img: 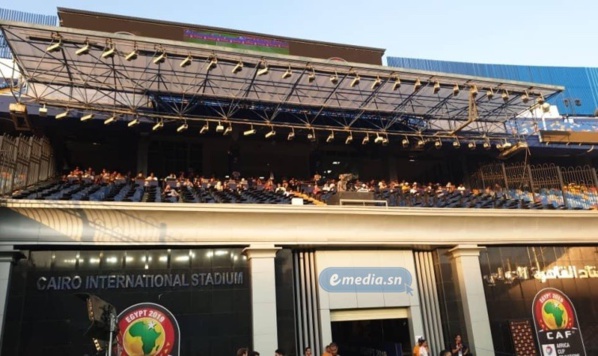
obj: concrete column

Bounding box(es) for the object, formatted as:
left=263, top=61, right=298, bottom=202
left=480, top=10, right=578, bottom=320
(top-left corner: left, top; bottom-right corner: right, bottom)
left=448, top=245, right=494, bottom=356
left=0, top=250, right=22, bottom=351
left=243, top=244, right=281, bottom=354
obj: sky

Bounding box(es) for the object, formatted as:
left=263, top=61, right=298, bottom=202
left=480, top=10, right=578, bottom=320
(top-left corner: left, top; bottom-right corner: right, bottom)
left=5, top=0, right=598, bottom=67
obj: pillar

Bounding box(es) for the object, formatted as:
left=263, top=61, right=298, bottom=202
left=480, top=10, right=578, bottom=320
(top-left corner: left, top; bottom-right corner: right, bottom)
left=0, top=250, right=22, bottom=351
left=243, top=244, right=281, bottom=354
left=448, top=245, right=494, bottom=356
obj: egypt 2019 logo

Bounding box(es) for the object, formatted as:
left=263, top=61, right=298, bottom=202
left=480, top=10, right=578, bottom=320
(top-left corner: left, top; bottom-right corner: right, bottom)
left=118, top=303, right=181, bottom=356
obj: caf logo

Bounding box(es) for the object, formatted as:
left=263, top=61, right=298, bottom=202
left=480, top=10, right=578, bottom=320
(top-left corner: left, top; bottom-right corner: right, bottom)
left=533, top=290, right=575, bottom=331
left=118, top=303, right=180, bottom=356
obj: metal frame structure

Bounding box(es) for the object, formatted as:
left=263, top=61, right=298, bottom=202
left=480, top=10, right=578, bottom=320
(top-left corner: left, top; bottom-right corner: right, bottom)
left=0, top=20, right=564, bottom=144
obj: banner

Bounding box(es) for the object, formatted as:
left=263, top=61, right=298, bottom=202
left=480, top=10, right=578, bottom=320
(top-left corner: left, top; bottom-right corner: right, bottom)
left=319, top=267, right=413, bottom=294
left=532, top=288, right=586, bottom=356
left=117, top=303, right=181, bottom=356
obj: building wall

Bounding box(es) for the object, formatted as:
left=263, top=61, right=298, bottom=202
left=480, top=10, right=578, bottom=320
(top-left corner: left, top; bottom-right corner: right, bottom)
left=0, top=8, right=58, bottom=59
left=387, top=56, right=598, bottom=116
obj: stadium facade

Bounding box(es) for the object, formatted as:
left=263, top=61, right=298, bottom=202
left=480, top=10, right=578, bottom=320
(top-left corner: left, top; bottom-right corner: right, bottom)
left=0, top=8, right=597, bottom=356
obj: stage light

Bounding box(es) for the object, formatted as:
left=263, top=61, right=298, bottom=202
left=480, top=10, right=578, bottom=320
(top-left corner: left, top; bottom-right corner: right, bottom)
left=308, top=68, right=316, bottom=83
left=350, top=74, right=360, bottom=88
left=417, top=139, right=426, bottom=148
left=128, top=117, right=140, bottom=127
left=216, top=121, right=224, bottom=132
left=326, top=131, right=335, bottom=143
left=76, top=41, right=90, bottom=56
left=503, top=141, right=512, bottom=149
left=102, top=45, right=115, bottom=59
left=470, top=85, right=478, bottom=97
left=392, top=75, right=401, bottom=90
left=433, top=81, right=440, bottom=94
left=282, top=67, right=292, bottom=79
left=468, top=141, right=476, bottom=150
left=435, top=139, right=442, bottom=149
left=104, top=115, right=117, bottom=125
left=521, top=91, right=529, bottom=104
left=362, top=134, right=369, bottom=145
left=453, top=84, right=460, bottom=96
left=345, top=133, right=353, bottom=144
left=453, top=139, right=460, bottom=148
left=180, top=55, right=192, bottom=68
left=153, top=51, right=166, bottom=64
left=483, top=140, right=491, bottom=149
left=244, top=126, right=256, bottom=136
left=207, top=57, right=217, bottom=71
left=402, top=137, right=409, bottom=148
left=55, top=110, right=69, bottom=120
left=330, top=72, right=339, bottom=84
left=287, top=129, right=295, bottom=141
left=307, top=130, right=316, bottom=142
left=39, top=105, right=47, bottom=117
left=46, top=40, right=61, bottom=53
left=502, top=90, right=509, bottom=102
left=152, top=120, right=164, bottom=131
left=487, top=88, right=494, bottom=100
left=200, top=122, right=209, bottom=134
left=371, top=76, right=382, bottom=90
left=537, top=94, right=545, bottom=105
left=223, top=124, right=232, bottom=135
left=382, top=136, right=389, bottom=145
left=257, top=62, right=269, bottom=76
left=125, top=49, right=138, bottom=61
left=232, top=61, right=243, bottom=73
left=413, top=78, right=421, bottom=91
left=265, top=128, right=276, bottom=138
left=496, top=142, right=504, bottom=151
left=80, top=113, right=94, bottom=122
left=374, top=133, right=384, bottom=144
left=542, top=102, right=551, bottom=113
left=177, top=122, right=188, bottom=132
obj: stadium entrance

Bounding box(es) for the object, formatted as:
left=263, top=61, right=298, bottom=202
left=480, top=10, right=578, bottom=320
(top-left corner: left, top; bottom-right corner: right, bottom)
left=331, top=309, right=411, bottom=356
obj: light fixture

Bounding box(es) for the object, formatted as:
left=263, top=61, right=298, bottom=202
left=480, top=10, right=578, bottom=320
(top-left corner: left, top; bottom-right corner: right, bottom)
left=483, top=140, right=491, bottom=150
left=153, top=51, right=166, bottom=64
left=308, top=68, right=316, bottom=83
left=46, top=39, right=62, bottom=53
left=503, top=141, right=512, bottom=149
left=177, top=122, right=188, bottom=132
left=402, top=137, right=409, bottom=148
left=537, top=94, right=545, bottom=105
left=392, top=75, right=401, bottom=90
left=55, top=109, right=69, bottom=120
left=496, top=142, right=504, bottom=151
left=521, top=91, right=529, bottom=104
left=244, top=125, right=256, bottom=136
left=128, top=117, right=140, bottom=127
left=152, top=119, right=164, bottom=131
left=502, top=90, right=509, bottom=102
left=486, top=88, right=494, bottom=100
left=265, top=128, right=276, bottom=138
left=180, top=55, right=192, bottom=68
left=223, top=124, right=232, bottom=135
left=350, top=73, right=360, bottom=88
left=435, top=139, right=442, bottom=149
left=417, top=139, right=426, bottom=148
left=371, top=76, right=382, bottom=90
left=345, top=132, right=353, bottom=144
left=453, top=138, right=461, bottom=148
left=207, top=57, right=217, bottom=71
left=307, top=129, right=316, bottom=142
left=453, top=84, right=460, bottom=96
left=375, top=133, right=384, bottom=144
left=468, top=141, right=476, bottom=149
left=104, top=114, right=117, bottom=125
left=39, top=105, right=48, bottom=117
left=80, top=113, right=94, bottom=122
left=232, top=61, right=243, bottom=73
left=330, top=72, right=339, bottom=84
left=282, top=67, right=292, bottom=79
left=216, top=121, right=224, bottom=132
left=102, top=43, right=115, bottom=59
left=413, top=78, right=421, bottom=91
left=76, top=41, right=90, bottom=56
left=382, top=135, right=389, bottom=146
left=125, top=48, right=138, bottom=61
left=470, top=85, right=478, bottom=97
left=257, top=62, right=269, bottom=76
left=362, top=134, right=369, bottom=145
left=326, top=131, right=335, bottom=143
left=541, top=102, right=551, bottom=113
left=287, top=129, right=295, bottom=141
left=200, top=122, right=209, bottom=134
left=433, top=81, right=441, bottom=94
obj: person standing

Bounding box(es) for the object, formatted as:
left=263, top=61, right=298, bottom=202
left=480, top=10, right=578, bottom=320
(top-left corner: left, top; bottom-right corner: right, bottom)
left=304, top=346, right=313, bottom=356
left=413, top=337, right=429, bottom=356
left=450, top=334, right=470, bottom=356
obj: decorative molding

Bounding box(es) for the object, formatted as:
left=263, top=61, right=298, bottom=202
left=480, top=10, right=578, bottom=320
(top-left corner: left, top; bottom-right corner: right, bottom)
left=242, top=245, right=281, bottom=259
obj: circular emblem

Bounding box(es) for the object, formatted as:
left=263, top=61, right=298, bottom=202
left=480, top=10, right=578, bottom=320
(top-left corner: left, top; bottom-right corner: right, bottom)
left=118, top=307, right=176, bottom=356
left=534, top=291, right=575, bottom=331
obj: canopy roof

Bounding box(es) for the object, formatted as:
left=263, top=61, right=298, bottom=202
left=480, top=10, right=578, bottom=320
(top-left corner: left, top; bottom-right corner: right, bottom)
left=1, top=20, right=563, bottom=140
